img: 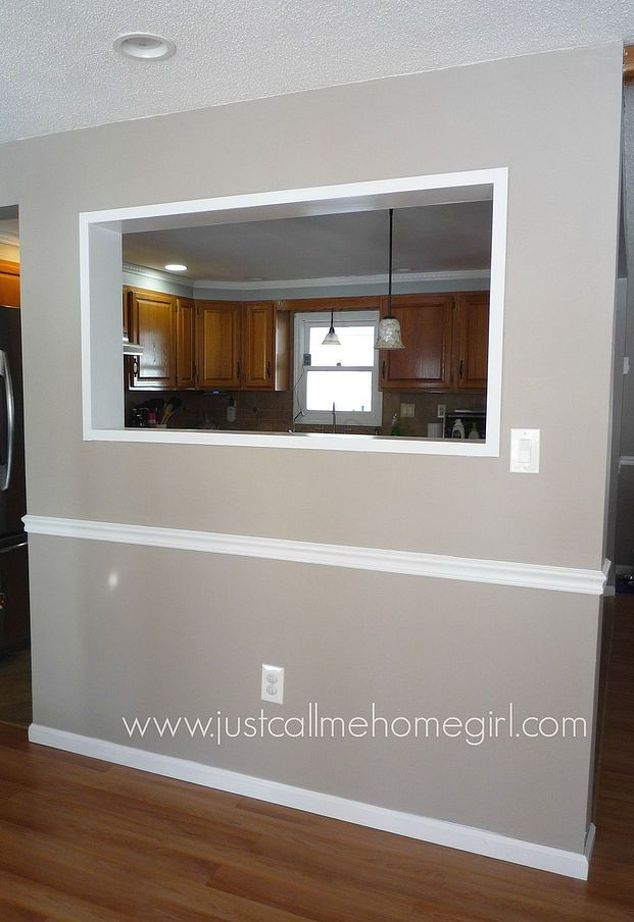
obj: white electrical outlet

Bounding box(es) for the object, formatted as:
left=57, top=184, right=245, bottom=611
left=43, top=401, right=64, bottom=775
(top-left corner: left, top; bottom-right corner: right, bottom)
left=400, top=403, right=415, bottom=418
left=437, top=404, right=446, bottom=419
left=261, top=664, right=284, bottom=704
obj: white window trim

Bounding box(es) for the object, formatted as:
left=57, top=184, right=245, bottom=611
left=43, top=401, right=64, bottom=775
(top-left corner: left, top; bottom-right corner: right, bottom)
left=80, top=167, right=507, bottom=456
left=293, top=311, right=382, bottom=427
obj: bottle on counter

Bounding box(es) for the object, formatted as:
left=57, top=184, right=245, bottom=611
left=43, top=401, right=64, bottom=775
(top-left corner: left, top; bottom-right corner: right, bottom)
left=451, top=418, right=465, bottom=439
left=468, top=423, right=480, bottom=440
left=390, top=412, right=401, bottom=437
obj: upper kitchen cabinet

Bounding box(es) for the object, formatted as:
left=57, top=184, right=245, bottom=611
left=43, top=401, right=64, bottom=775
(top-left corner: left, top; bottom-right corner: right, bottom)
left=380, top=294, right=453, bottom=391
left=0, top=260, right=20, bottom=308
left=175, top=297, right=197, bottom=388
left=124, top=291, right=290, bottom=392
left=128, top=287, right=176, bottom=390
left=454, top=292, right=489, bottom=390
left=242, top=301, right=290, bottom=391
left=197, top=301, right=242, bottom=389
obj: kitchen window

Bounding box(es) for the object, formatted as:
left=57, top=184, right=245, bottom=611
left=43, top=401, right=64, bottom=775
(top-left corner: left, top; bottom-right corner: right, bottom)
left=293, top=311, right=382, bottom=427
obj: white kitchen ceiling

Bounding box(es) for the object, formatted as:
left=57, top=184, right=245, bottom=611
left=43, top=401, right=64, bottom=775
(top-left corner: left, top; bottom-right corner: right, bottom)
left=123, top=201, right=493, bottom=281
left=1, top=1, right=633, bottom=144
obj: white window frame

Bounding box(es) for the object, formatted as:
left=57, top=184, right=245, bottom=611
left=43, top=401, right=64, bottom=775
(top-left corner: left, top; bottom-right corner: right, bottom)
left=80, top=167, right=507, bottom=456
left=293, top=310, right=382, bottom=427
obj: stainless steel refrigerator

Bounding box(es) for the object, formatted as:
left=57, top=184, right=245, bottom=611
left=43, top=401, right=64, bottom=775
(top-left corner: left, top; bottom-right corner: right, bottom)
left=0, top=305, right=29, bottom=657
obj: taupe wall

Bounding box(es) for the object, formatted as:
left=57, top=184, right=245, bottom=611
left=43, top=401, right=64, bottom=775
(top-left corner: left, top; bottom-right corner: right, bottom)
left=1, top=43, right=621, bottom=568
left=0, top=43, right=623, bottom=853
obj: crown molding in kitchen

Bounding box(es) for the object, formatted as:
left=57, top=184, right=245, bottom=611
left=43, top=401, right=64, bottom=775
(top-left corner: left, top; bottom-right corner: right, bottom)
left=192, top=268, right=491, bottom=292
left=122, top=262, right=490, bottom=291
left=122, top=262, right=193, bottom=285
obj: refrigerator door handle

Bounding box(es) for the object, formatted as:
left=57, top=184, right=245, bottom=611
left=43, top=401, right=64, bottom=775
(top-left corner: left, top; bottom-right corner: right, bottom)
left=0, top=349, right=15, bottom=492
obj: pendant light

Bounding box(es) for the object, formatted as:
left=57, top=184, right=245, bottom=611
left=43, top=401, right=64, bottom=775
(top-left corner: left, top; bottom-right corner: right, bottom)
left=375, top=208, right=405, bottom=350
left=322, top=308, right=341, bottom=346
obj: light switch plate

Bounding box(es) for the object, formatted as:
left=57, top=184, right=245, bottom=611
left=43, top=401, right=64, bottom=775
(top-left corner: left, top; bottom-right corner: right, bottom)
left=510, top=429, right=540, bottom=473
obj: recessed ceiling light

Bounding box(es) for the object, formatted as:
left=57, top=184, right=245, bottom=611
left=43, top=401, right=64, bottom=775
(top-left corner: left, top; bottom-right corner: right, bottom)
left=246, top=276, right=265, bottom=281
left=164, top=263, right=187, bottom=272
left=113, top=33, right=176, bottom=61
left=394, top=268, right=412, bottom=273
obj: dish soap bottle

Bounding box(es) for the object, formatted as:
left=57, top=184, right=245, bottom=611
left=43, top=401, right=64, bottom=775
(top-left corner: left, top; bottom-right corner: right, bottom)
left=390, top=412, right=401, bottom=437
left=451, top=418, right=465, bottom=439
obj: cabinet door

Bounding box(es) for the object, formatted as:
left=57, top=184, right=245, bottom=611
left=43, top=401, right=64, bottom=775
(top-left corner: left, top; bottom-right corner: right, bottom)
left=197, top=301, right=242, bottom=388
left=455, top=292, right=489, bottom=390
left=380, top=295, right=453, bottom=390
left=129, top=288, right=176, bottom=390
left=176, top=298, right=197, bottom=388
left=243, top=302, right=275, bottom=389
left=0, top=260, right=20, bottom=308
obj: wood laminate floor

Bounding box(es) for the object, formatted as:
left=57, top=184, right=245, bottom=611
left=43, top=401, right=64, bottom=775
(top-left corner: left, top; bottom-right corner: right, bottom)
left=0, top=598, right=632, bottom=921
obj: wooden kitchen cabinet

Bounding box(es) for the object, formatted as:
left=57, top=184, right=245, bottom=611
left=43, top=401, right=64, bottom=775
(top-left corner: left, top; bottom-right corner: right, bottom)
left=379, top=292, right=489, bottom=393
left=122, top=287, right=131, bottom=341
left=196, top=301, right=242, bottom=389
left=454, top=292, right=489, bottom=390
left=379, top=294, right=453, bottom=390
left=0, top=260, right=20, bottom=308
left=242, top=301, right=290, bottom=391
left=243, top=302, right=274, bottom=389
left=124, top=290, right=290, bottom=393
left=128, top=287, right=176, bottom=390
left=175, top=298, right=197, bottom=388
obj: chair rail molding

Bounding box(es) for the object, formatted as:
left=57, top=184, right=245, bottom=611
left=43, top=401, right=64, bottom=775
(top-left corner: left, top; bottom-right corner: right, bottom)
left=23, top=515, right=609, bottom=595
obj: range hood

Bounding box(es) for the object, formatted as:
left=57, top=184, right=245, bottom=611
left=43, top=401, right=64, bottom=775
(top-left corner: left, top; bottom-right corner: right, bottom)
left=123, top=338, right=144, bottom=356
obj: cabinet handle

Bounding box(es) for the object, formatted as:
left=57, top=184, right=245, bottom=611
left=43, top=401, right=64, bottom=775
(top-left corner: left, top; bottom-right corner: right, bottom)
left=382, top=359, right=387, bottom=381
left=236, top=361, right=241, bottom=381
left=266, top=360, right=271, bottom=379
left=459, top=359, right=464, bottom=380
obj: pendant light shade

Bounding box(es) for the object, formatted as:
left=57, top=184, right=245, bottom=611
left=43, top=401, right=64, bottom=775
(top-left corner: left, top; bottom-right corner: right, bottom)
left=322, top=309, right=341, bottom=346
left=375, top=208, right=405, bottom=350
left=375, top=316, right=404, bottom=350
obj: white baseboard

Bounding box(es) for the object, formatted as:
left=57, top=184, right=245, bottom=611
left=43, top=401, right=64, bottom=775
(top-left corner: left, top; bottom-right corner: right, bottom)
left=28, top=723, right=594, bottom=880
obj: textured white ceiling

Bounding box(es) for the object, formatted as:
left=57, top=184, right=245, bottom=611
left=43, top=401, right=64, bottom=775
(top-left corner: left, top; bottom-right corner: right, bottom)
left=1, top=1, right=633, bottom=144
left=123, top=201, right=492, bottom=281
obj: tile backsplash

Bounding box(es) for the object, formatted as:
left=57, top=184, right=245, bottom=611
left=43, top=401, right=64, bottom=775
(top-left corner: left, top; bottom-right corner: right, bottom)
left=380, top=391, right=486, bottom=437
left=126, top=388, right=485, bottom=436
left=126, top=389, right=293, bottom=433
